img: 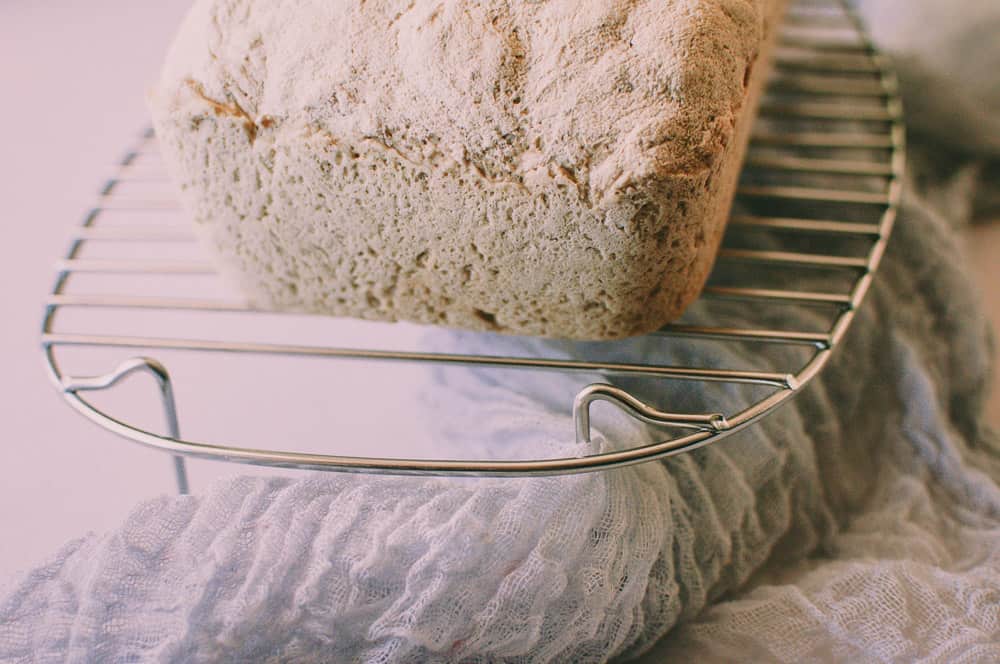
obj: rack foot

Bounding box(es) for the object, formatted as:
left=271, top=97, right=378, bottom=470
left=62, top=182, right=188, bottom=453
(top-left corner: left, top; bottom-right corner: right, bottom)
left=61, top=357, right=189, bottom=495
left=573, top=383, right=728, bottom=445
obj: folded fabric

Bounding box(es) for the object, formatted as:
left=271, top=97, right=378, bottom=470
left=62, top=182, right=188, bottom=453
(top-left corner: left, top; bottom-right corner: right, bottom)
left=3, top=137, right=998, bottom=661
left=647, top=178, right=1000, bottom=662
left=855, top=0, right=1000, bottom=157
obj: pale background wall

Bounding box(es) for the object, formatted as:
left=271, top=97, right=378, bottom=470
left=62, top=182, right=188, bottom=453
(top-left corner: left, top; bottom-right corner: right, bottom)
left=0, top=0, right=996, bottom=582
left=2, top=0, right=194, bottom=577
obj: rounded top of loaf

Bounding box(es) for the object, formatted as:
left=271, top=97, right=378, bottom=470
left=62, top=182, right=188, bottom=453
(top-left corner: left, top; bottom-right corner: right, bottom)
left=153, top=0, right=768, bottom=206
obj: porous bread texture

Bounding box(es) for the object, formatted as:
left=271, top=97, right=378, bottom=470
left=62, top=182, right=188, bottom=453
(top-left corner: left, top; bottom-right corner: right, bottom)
left=150, top=0, right=785, bottom=339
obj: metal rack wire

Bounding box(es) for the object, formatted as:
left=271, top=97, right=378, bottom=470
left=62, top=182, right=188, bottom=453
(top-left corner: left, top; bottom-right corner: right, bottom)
left=41, top=0, right=904, bottom=489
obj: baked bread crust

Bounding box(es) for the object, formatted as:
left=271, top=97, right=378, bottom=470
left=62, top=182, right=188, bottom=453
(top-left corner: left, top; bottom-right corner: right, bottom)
left=151, top=0, right=786, bottom=339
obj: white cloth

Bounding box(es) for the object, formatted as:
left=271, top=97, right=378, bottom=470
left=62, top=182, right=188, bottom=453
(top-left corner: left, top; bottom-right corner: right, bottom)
left=2, top=2, right=999, bottom=661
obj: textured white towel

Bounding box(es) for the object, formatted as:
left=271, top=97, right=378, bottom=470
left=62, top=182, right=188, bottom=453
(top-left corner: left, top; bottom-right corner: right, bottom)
left=2, top=1, right=999, bottom=661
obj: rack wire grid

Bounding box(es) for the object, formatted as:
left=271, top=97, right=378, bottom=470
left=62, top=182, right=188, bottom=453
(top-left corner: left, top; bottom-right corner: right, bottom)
left=41, top=0, right=904, bottom=491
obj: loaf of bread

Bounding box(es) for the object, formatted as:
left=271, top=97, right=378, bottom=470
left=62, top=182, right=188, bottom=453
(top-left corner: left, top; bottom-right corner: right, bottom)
left=150, top=0, right=785, bottom=339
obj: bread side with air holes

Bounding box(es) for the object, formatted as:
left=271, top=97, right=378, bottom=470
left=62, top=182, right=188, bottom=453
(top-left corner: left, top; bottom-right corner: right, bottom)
left=149, top=0, right=787, bottom=340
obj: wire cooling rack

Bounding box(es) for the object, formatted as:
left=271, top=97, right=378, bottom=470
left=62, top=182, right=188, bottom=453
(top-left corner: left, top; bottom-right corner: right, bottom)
left=41, top=0, right=904, bottom=491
